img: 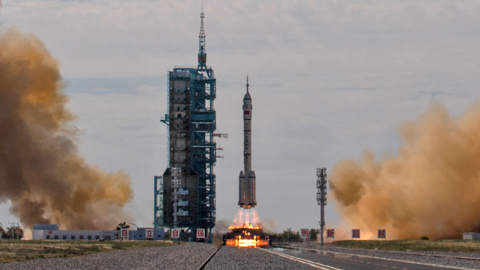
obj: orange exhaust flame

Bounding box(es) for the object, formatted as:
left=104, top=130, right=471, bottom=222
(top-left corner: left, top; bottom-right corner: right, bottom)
left=228, top=223, right=262, bottom=230
left=225, top=233, right=270, bottom=248
left=226, top=223, right=265, bottom=248
left=225, top=209, right=270, bottom=248
left=238, top=239, right=258, bottom=247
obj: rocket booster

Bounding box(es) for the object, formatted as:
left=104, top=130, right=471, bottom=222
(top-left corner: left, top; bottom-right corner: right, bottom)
left=239, top=76, right=257, bottom=209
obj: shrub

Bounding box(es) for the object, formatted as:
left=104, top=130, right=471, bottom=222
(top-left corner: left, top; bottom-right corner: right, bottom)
left=420, top=236, right=429, bottom=240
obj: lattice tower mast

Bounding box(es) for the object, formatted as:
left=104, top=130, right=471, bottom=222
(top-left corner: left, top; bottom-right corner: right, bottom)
left=198, top=4, right=207, bottom=69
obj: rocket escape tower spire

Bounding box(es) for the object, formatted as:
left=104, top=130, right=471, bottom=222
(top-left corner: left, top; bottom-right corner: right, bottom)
left=155, top=7, right=218, bottom=243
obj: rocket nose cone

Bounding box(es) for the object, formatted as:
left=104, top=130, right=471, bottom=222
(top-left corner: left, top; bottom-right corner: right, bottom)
left=243, top=92, right=252, bottom=100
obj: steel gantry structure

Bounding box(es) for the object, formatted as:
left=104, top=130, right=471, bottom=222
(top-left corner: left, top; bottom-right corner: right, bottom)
left=154, top=8, right=217, bottom=243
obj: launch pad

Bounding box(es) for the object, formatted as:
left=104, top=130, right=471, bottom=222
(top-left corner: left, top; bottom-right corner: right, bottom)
left=223, top=224, right=271, bottom=248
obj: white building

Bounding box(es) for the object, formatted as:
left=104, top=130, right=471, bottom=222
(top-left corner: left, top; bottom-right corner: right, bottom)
left=463, top=232, right=480, bottom=240
left=32, top=224, right=164, bottom=241
left=33, top=224, right=115, bottom=241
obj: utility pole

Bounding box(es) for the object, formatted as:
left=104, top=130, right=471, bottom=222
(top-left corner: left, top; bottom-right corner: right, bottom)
left=171, top=167, right=181, bottom=229
left=316, top=168, right=327, bottom=245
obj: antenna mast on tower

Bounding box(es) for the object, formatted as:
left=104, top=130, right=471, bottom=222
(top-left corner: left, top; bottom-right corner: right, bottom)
left=198, top=2, right=207, bottom=69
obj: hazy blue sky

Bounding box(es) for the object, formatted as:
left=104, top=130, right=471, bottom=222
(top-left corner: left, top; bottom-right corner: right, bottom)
left=1, top=0, right=480, bottom=232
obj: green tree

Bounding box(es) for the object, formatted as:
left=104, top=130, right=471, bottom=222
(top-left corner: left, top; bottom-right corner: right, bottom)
left=115, top=222, right=130, bottom=231
left=309, top=229, right=318, bottom=241
left=271, top=228, right=308, bottom=243
left=5, top=226, right=23, bottom=239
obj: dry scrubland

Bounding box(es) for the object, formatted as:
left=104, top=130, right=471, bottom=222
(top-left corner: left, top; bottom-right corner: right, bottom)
left=332, top=239, right=480, bottom=252
left=0, top=240, right=179, bottom=263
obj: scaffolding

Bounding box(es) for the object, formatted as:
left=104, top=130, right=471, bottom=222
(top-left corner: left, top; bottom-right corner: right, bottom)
left=154, top=9, right=217, bottom=241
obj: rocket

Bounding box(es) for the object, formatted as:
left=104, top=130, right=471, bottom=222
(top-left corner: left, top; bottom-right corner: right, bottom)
left=239, top=76, right=257, bottom=209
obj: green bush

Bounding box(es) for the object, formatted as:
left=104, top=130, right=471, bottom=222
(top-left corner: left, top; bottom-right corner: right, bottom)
left=309, top=229, right=318, bottom=241
left=271, top=228, right=302, bottom=243
left=419, top=236, right=429, bottom=240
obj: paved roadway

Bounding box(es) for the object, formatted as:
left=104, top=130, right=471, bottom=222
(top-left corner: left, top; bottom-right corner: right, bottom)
left=264, top=247, right=466, bottom=270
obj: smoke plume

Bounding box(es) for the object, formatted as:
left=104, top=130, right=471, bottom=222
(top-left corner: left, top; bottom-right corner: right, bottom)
left=212, top=219, right=231, bottom=235
left=258, top=219, right=277, bottom=234
left=0, top=27, right=133, bottom=229
left=233, top=209, right=260, bottom=227
left=330, top=101, right=480, bottom=240
left=229, top=209, right=276, bottom=232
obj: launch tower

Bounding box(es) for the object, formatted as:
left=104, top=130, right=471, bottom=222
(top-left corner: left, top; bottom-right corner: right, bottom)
left=154, top=8, right=217, bottom=242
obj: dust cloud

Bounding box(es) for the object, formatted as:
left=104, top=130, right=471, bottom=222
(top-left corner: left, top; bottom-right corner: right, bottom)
left=212, top=219, right=231, bottom=236
left=0, top=27, right=133, bottom=230
left=330, top=101, right=480, bottom=240
left=258, top=219, right=277, bottom=234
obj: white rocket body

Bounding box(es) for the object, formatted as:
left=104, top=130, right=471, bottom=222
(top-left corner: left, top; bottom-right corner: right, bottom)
left=239, top=78, right=257, bottom=209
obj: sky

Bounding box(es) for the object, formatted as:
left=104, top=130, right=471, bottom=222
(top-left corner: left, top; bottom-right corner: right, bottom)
left=1, top=0, right=480, bottom=232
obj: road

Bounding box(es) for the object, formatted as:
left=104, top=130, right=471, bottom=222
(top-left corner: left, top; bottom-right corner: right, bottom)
left=264, top=247, right=467, bottom=270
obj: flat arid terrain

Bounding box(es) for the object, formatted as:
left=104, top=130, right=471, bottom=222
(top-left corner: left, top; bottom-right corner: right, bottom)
left=0, top=240, right=179, bottom=263
left=332, top=240, right=480, bottom=252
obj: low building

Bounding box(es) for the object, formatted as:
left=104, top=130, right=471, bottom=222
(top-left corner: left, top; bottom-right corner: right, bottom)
left=463, top=232, right=480, bottom=240
left=128, top=228, right=164, bottom=240
left=32, top=224, right=164, bottom=241
left=33, top=227, right=115, bottom=241
left=33, top=224, right=59, bottom=231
